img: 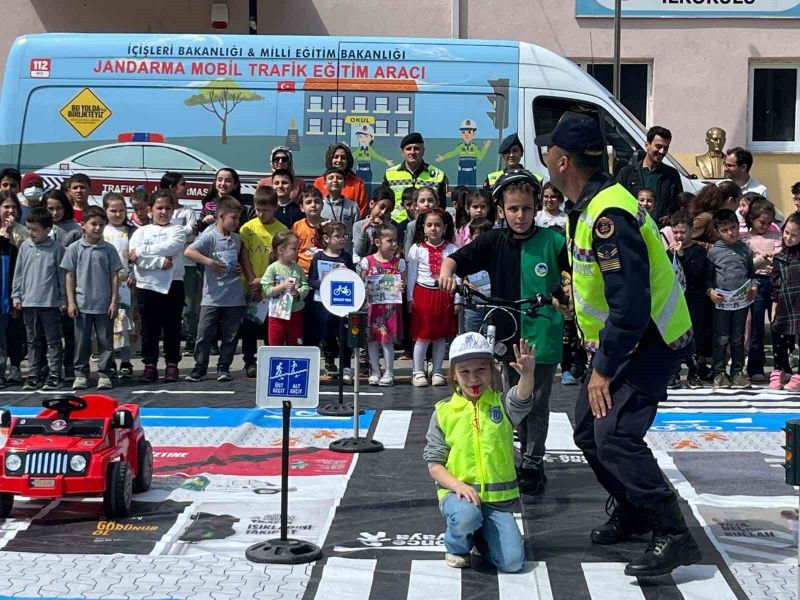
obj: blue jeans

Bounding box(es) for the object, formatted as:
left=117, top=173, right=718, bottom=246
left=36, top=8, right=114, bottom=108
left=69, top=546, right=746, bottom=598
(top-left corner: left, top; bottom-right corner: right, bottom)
left=441, top=494, right=524, bottom=572
left=747, top=275, right=772, bottom=376
left=463, top=306, right=488, bottom=334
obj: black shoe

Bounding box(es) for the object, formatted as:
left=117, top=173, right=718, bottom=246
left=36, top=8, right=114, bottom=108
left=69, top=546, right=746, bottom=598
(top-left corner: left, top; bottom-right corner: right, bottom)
left=624, top=531, right=702, bottom=577
left=42, top=376, right=62, bottom=391
left=210, top=344, right=220, bottom=356
left=668, top=373, right=682, bottom=389
left=519, top=466, right=547, bottom=495
left=22, top=377, right=40, bottom=391
left=216, top=369, right=232, bottom=383
left=697, top=363, right=713, bottom=382
left=185, top=369, right=206, bottom=382
left=245, top=363, right=257, bottom=378
left=182, top=340, right=196, bottom=357
left=591, top=497, right=651, bottom=545
left=686, top=372, right=703, bottom=389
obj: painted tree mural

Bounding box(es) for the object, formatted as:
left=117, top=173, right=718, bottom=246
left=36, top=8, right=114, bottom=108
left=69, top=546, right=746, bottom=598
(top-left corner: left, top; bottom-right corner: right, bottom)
left=184, top=78, right=264, bottom=144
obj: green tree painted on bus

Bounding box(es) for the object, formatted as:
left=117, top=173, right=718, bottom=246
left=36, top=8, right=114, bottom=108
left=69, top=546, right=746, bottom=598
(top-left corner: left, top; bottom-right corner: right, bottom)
left=184, top=78, right=264, bottom=144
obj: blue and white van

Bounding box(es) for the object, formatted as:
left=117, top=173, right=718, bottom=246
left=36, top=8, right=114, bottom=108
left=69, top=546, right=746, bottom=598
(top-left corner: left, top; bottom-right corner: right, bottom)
left=0, top=33, right=701, bottom=203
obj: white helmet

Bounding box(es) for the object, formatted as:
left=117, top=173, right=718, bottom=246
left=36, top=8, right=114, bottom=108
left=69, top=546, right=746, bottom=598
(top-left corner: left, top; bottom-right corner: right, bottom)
left=459, top=118, right=477, bottom=131
left=449, top=332, right=493, bottom=365
left=356, top=124, right=375, bottom=137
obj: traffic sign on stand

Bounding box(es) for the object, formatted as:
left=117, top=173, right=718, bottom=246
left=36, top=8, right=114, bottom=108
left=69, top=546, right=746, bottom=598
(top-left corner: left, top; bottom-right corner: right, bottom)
left=248, top=345, right=323, bottom=564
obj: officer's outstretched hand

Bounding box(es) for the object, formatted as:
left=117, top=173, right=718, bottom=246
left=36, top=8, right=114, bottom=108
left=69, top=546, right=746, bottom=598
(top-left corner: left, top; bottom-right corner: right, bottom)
left=587, top=370, right=613, bottom=419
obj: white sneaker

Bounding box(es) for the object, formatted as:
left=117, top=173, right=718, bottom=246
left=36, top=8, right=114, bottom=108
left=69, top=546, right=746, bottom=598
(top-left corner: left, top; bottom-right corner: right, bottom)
left=412, top=372, right=429, bottom=387
left=378, top=373, right=394, bottom=387
left=342, top=368, right=353, bottom=384
left=431, top=372, right=447, bottom=386
left=368, top=373, right=380, bottom=386
left=445, top=553, right=470, bottom=568
left=97, top=376, right=113, bottom=390
left=72, top=376, right=88, bottom=390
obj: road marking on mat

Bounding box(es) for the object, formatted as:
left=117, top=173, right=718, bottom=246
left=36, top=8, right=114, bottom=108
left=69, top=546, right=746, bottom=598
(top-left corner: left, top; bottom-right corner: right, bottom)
left=671, top=564, right=739, bottom=599
left=406, top=560, right=460, bottom=600
left=372, top=410, right=412, bottom=449
left=316, top=557, right=376, bottom=600
left=498, top=561, right=554, bottom=599
left=545, top=412, right=578, bottom=451
left=582, top=563, right=645, bottom=600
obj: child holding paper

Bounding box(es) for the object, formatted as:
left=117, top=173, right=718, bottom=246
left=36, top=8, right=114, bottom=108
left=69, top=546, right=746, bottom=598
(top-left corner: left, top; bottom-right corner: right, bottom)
left=261, top=231, right=309, bottom=346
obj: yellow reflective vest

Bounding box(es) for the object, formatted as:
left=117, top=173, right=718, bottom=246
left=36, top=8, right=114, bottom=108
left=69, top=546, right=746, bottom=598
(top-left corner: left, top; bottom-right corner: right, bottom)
left=385, top=162, right=445, bottom=222
left=434, top=389, right=518, bottom=503
left=567, top=183, right=692, bottom=352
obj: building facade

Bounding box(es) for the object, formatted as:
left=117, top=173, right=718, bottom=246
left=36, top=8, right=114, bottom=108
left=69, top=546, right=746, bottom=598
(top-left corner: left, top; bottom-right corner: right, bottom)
left=2, top=0, right=800, bottom=213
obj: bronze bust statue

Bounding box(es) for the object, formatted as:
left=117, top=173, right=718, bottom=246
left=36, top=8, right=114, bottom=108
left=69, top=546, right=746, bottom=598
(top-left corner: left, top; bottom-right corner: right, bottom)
left=695, top=127, right=726, bottom=179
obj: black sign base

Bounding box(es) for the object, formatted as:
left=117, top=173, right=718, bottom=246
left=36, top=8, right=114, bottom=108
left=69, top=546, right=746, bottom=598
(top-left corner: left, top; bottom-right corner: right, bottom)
left=246, top=538, right=323, bottom=564
left=329, top=437, right=384, bottom=453
left=317, top=402, right=362, bottom=417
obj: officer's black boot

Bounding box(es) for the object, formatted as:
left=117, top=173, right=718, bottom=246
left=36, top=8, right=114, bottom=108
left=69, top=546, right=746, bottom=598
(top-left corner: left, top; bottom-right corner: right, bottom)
left=624, top=498, right=702, bottom=577
left=591, top=496, right=651, bottom=545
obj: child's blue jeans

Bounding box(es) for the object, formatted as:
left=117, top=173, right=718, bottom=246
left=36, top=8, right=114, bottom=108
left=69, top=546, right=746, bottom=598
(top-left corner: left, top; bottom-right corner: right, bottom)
left=441, top=493, right=524, bottom=572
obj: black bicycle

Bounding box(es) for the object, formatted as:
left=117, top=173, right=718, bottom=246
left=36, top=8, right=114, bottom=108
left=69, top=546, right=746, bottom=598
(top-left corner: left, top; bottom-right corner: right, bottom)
left=458, top=283, right=566, bottom=393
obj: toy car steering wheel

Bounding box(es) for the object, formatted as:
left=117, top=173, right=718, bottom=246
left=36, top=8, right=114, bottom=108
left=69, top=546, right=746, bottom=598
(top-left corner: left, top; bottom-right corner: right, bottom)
left=42, top=395, right=88, bottom=419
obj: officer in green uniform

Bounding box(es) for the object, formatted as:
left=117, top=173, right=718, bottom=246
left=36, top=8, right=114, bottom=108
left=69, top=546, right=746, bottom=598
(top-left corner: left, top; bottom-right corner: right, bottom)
left=485, top=133, right=542, bottom=189
left=536, top=112, right=701, bottom=577
left=435, top=119, right=491, bottom=188
left=354, top=124, right=394, bottom=199
left=383, top=132, right=448, bottom=223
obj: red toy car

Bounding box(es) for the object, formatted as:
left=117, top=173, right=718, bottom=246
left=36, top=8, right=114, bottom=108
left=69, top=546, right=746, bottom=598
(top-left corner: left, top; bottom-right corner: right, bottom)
left=0, top=394, right=153, bottom=518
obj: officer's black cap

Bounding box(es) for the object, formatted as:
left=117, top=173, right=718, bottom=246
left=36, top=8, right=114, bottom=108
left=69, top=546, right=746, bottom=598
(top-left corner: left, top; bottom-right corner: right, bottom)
left=534, top=111, right=604, bottom=159
left=400, top=132, right=424, bottom=148
left=498, top=133, right=523, bottom=155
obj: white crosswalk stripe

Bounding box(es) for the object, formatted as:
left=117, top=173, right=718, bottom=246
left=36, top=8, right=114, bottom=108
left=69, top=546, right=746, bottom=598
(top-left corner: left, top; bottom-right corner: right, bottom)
left=373, top=410, right=413, bottom=449
left=662, top=387, right=800, bottom=410
left=315, top=559, right=740, bottom=599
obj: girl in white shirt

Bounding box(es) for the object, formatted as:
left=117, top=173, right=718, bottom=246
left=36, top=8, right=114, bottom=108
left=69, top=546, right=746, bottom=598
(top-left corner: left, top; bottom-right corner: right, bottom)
left=407, top=209, right=460, bottom=387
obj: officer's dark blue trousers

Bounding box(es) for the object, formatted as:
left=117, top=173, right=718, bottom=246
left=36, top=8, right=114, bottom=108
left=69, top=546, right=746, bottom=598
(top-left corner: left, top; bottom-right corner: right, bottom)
left=573, top=365, right=677, bottom=509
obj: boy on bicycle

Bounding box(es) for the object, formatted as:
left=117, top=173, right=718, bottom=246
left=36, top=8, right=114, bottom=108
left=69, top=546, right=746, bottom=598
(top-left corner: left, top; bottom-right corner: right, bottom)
left=439, top=171, right=569, bottom=494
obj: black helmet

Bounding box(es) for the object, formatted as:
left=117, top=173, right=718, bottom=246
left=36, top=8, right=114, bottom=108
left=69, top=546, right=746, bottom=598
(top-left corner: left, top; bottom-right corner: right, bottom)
left=491, top=169, right=541, bottom=206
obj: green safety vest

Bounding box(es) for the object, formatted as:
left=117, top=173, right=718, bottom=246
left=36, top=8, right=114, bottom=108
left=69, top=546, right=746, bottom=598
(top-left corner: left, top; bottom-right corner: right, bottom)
left=567, top=183, right=692, bottom=352
left=486, top=168, right=543, bottom=188
left=385, top=162, right=445, bottom=222
left=435, top=389, right=518, bottom=503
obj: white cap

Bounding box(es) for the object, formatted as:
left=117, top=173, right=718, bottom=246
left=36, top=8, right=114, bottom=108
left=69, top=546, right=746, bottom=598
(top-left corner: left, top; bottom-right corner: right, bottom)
left=449, top=332, right=493, bottom=365
left=459, top=119, right=477, bottom=130
left=356, top=124, right=375, bottom=136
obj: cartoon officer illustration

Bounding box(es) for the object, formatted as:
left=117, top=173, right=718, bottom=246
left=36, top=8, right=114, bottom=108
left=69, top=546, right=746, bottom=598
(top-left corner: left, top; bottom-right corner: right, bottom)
left=435, top=118, right=492, bottom=188
left=353, top=124, right=394, bottom=197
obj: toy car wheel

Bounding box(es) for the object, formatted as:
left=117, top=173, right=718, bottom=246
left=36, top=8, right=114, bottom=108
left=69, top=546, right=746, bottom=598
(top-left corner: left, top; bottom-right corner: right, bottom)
left=0, top=493, right=13, bottom=518
left=133, top=439, right=153, bottom=493
left=103, top=461, right=132, bottom=518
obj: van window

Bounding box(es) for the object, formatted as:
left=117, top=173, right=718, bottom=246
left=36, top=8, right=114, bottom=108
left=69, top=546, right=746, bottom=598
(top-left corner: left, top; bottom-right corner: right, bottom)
left=532, top=96, right=642, bottom=176
left=73, top=145, right=143, bottom=169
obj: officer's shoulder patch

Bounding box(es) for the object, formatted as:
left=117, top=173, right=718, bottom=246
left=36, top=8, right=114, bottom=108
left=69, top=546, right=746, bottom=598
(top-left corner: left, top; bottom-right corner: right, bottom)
left=596, top=241, right=622, bottom=273
left=594, top=216, right=615, bottom=239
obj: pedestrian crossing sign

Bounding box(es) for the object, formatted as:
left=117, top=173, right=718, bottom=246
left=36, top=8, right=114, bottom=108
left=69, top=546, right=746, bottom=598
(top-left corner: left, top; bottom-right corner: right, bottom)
left=256, top=346, right=320, bottom=408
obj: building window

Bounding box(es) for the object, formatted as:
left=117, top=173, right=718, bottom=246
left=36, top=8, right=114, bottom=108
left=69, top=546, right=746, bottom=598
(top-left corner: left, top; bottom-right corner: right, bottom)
left=375, top=97, right=389, bottom=113
left=354, top=96, right=368, bottom=111
left=330, top=118, right=345, bottom=135
left=308, top=95, right=323, bottom=112
left=751, top=66, right=797, bottom=146
left=396, top=120, right=411, bottom=137
left=331, top=96, right=344, bottom=112
left=307, top=118, right=323, bottom=135
left=375, top=120, right=389, bottom=136
left=573, top=62, right=650, bottom=126
left=397, top=97, right=411, bottom=113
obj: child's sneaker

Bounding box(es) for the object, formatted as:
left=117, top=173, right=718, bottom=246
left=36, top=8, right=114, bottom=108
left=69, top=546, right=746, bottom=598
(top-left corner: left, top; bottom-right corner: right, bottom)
left=445, top=553, right=470, bottom=569
left=769, top=370, right=784, bottom=390
left=368, top=372, right=380, bottom=386
left=164, top=364, right=180, bottom=382
left=245, top=363, right=257, bottom=378
left=22, top=377, right=39, bottom=391
left=378, top=373, right=394, bottom=387
left=119, top=363, right=134, bottom=379
left=42, top=377, right=62, bottom=391
left=72, top=375, right=88, bottom=390
left=216, top=369, right=232, bottom=383
left=561, top=370, right=578, bottom=385
left=6, top=366, right=21, bottom=385
left=342, top=368, right=353, bottom=384
left=712, top=373, right=729, bottom=388
left=185, top=369, right=206, bottom=382
left=412, top=372, right=429, bottom=387
left=668, top=373, right=682, bottom=389
left=97, top=375, right=113, bottom=390
left=785, top=374, right=800, bottom=392
left=686, top=373, right=704, bottom=389
left=139, top=365, right=158, bottom=383
left=325, top=362, right=338, bottom=378
left=431, top=372, right=447, bottom=386
left=750, top=373, right=768, bottom=384
left=730, top=372, right=750, bottom=389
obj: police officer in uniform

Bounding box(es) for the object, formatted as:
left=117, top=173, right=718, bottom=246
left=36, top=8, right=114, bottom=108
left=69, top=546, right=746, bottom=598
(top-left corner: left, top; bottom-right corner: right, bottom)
left=384, top=132, right=448, bottom=222
left=435, top=119, right=491, bottom=188
left=484, top=133, right=541, bottom=189
left=535, top=112, right=701, bottom=577
left=354, top=124, right=394, bottom=199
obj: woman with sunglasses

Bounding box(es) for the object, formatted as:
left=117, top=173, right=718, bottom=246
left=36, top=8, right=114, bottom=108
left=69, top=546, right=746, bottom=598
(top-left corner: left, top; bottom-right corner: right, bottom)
left=257, top=146, right=306, bottom=203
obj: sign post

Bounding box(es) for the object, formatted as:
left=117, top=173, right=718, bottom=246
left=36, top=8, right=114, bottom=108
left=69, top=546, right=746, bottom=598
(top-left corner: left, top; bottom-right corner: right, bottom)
left=246, top=346, right=323, bottom=564
left=317, top=269, right=366, bottom=417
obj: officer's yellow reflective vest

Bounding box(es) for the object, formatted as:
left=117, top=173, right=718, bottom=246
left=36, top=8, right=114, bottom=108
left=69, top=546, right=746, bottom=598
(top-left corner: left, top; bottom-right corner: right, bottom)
left=435, top=389, right=519, bottom=503
left=567, top=183, right=692, bottom=352
left=385, top=163, right=445, bottom=222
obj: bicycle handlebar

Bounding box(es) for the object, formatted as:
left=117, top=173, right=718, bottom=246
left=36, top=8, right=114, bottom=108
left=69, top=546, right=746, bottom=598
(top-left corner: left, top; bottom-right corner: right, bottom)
left=458, top=283, right=568, bottom=315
